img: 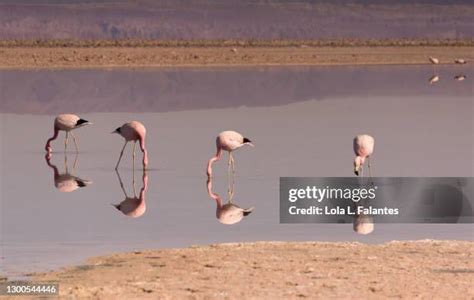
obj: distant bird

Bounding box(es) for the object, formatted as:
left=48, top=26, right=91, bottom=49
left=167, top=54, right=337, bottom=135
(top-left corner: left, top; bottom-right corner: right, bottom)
left=429, top=75, right=440, bottom=84
left=45, top=154, right=92, bottom=193
left=207, top=178, right=253, bottom=225
left=45, top=114, right=92, bottom=154
left=429, top=57, right=439, bottom=64
left=454, top=58, right=467, bottom=64
left=230, top=47, right=238, bottom=53
left=113, top=170, right=148, bottom=218
left=353, top=134, right=375, bottom=177
left=207, top=130, right=254, bottom=177
left=454, top=74, right=466, bottom=81
left=112, top=121, right=148, bottom=170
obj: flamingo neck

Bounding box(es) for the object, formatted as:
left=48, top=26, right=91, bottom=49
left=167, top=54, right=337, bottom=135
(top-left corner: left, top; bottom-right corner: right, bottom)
left=206, top=178, right=223, bottom=208
left=45, top=155, right=59, bottom=179
left=45, top=126, right=59, bottom=152
left=355, top=155, right=365, bottom=165
left=139, top=173, right=148, bottom=201
left=207, top=148, right=222, bottom=176
left=139, top=137, right=148, bottom=168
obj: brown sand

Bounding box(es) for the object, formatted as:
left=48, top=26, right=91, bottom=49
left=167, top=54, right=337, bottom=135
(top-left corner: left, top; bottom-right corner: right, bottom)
left=16, top=241, right=472, bottom=299
left=0, top=46, right=473, bottom=69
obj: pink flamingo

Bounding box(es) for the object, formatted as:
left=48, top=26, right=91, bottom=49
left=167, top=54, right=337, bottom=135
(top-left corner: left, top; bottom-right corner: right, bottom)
left=207, top=178, right=253, bottom=225
left=207, top=130, right=254, bottom=177
left=112, top=121, right=148, bottom=170
left=353, top=134, right=375, bottom=176
left=113, top=170, right=148, bottom=218
left=45, top=114, right=92, bottom=154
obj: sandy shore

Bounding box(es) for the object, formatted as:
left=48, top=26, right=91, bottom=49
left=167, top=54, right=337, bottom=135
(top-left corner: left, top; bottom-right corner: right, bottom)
left=13, top=241, right=471, bottom=299
left=0, top=46, right=473, bottom=69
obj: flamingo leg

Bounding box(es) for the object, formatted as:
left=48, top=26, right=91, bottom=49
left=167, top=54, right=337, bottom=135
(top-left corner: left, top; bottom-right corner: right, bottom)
left=70, top=132, right=79, bottom=152
left=367, top=157, right=373, bottom=181
left=115, top=141, right=128, bottom=170
left=115, top=169, right=128, bottom=197
left=228, top=176, right=235, bottom=204
left=227, top=152, right=231, bottom=192
left=64, top=152, right=69, bottom=174
left=64, top=132, right=69, bottom=152
left=232, top=157, right=236, bottom=189
left=72, top=152, right=78, bottom=175
left=230, top=152, right=235, bottom=175
left=133, top=141, right=137, bottom=171
left=132, top=166, right=137, bottom=198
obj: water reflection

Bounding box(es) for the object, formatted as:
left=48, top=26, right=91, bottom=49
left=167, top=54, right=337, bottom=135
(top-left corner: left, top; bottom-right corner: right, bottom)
left=353, top=213, right=375, bottom=235
left=350, top=189, right=375, bottom=235
left=428, top=75, right=440, bottom=84
left=2, top=65, right=471, bottom=114
left=44, top=153, right=92, bottom=192
left=112, top=170, right=148, bottom=218
left=206, top=177, right=254, bottom=225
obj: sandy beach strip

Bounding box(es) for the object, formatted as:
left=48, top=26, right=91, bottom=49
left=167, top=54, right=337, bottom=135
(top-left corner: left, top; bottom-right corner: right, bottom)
left=8, top=241, right=470, bottom=299
left=0, top=46, right=473, bottom=69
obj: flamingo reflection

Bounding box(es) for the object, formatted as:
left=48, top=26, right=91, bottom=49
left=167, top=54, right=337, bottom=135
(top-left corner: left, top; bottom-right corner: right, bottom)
left=112, top=170, right=148, bottom=218
left=45, top=153, right=92, bottom=192
left=428, top=75, right=440, bottom=84
left=353, top=213, right=374, bottom=235
left=206, top=177, right=253, bottom=225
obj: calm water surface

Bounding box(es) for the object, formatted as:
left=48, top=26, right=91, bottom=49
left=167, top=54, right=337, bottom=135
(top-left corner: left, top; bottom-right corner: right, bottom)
left=0, top=65, right=473, bottom=278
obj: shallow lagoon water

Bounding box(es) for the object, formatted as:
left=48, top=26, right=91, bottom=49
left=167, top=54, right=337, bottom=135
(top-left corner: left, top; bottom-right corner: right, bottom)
left=0, top=65, right=473, bottom=278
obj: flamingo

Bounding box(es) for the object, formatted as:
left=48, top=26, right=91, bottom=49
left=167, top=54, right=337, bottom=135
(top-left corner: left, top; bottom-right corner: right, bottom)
left=112, top=121, right=148, bottom=170
left=45, top=153, right=92, bottom=192
left=207, top=178, right=253, bottom=225
left=113, top=170, right=148, bottom=218
left=45, top=114, right=92, bottom=154
left=206, top=130, right=254, bottom=177
left=454, top=75, right=466, bottom=81
left=429, top=56, right=439, bottom=75
left=429, top=57, right=439, bottom=65
left=353, top=134, right=375, bottom=177
left=454, top=58, right=467, bottom=64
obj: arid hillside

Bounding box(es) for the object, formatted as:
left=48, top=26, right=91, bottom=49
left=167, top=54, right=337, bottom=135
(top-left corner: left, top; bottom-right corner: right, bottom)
left=0, top=1, right=473, bottom=40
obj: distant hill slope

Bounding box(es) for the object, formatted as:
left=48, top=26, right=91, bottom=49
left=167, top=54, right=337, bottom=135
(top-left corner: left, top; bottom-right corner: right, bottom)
left=0, top=1, right=473, bottom=40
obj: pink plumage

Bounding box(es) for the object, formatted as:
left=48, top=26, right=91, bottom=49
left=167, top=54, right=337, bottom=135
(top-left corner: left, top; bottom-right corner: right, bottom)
left=207, top=130, right=254, bottom=177
left=45, top=113, right=92, bottom=154
left=353, top=134, right=375, bottom=176
left=113, top=121, right=148, bottom=170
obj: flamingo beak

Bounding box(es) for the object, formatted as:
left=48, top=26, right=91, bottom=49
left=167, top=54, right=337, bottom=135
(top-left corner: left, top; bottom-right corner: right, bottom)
left=243, top=137, right=254, bottom=147
left=77, top=179, right=93, bottom=187
left=354, top=167, right=360, bottom=176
